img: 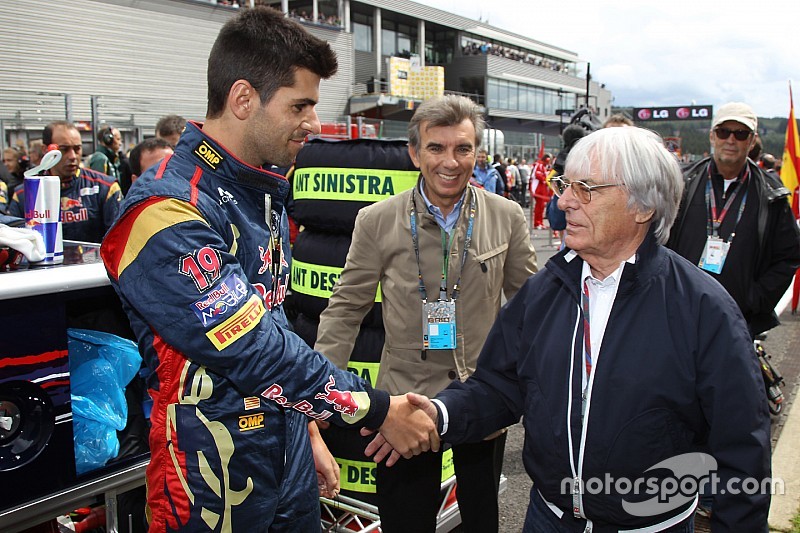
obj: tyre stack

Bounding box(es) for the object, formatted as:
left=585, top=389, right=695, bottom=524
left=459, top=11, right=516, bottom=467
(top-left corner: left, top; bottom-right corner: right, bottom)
left=286, top=138, right=418, bottom=503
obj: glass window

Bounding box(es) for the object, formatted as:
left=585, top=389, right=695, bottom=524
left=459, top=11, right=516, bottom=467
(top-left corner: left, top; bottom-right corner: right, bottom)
left=498, top=79, right=509, bottom=110
left=353, top=21, right=372, bottom=52
left=535, top=88, right=544, bottom=114
left=397, top=34, right=411, bottom=56
left=382, top=28, right=397, bottom=56
left=488, top=79, right=499, bottom=109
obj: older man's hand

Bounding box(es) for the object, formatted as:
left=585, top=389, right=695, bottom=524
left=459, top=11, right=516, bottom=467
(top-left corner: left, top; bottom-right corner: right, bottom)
left=362, top=393, right=440, bottom=466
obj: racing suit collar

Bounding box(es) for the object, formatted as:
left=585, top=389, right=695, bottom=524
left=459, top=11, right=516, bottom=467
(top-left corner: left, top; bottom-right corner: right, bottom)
left=180, top=121, right=290, bottom=198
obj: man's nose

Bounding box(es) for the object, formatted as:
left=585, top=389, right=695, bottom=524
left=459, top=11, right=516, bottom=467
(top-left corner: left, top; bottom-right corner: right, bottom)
left=442, top=153, right=459, bottom=168
left=557, top=183, right=578, bottom=210
left=304, top=110, right=321, bottom=136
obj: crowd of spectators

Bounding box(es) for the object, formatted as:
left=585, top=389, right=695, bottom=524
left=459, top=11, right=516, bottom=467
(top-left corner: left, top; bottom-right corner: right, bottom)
left=462, top=41, right=569, bottom=73
left=288, top=9, right=341, bottom=27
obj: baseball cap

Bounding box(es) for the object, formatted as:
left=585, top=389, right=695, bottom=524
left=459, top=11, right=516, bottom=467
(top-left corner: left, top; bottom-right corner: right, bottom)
left=712, top=102, right=757, bottom=132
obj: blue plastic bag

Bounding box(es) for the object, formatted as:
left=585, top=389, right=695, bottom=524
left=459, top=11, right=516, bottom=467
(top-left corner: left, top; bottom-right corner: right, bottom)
left=68, top=329, right=141, bottom=475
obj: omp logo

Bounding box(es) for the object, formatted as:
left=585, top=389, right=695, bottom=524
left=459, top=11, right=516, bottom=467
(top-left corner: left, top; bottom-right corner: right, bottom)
left=194, top=140, right=224, bottom=170
left=206, top=295, right=264, bottom=350
left=238, top=413, right=265, bottom=432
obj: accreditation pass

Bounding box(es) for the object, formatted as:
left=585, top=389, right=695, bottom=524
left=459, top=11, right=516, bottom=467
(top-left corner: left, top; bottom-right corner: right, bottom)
left=422, top=300, right=457, bottom=350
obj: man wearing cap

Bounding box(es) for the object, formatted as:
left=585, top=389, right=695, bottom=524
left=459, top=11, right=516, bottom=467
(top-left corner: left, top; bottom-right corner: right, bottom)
left=668, top=102, right=800, bottom=337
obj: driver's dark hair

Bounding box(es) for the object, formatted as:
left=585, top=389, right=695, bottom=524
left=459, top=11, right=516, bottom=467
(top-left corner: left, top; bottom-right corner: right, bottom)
left=206, top=7, right=337, bottom=118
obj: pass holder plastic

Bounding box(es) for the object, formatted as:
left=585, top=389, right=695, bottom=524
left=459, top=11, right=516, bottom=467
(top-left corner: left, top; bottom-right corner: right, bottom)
left=698, top=236, right=729, bottom=274
left=422, top=299, right=457, bottom=350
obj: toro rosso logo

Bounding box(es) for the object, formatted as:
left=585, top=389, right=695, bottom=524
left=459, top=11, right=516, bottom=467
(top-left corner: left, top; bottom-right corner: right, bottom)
left=315, top=376, right=359, bottom=416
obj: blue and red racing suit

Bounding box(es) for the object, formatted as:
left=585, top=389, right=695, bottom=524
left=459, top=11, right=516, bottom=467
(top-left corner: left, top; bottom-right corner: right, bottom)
left=9, top=167, right=121, bottom=243
left=101, top=121, right=390, bottom=532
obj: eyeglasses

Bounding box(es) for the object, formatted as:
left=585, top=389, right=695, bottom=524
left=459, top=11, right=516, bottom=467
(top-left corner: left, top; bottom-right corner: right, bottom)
left=56, top=144, right=83, bottom=154
left=714, top=127, right=752, bottom=141
left=549, top=175, right=621, bottom=204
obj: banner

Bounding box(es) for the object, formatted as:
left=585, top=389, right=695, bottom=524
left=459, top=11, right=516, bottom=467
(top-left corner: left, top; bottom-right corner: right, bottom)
left=781, top=83, right=799, bottom=209
left=633, top=105, right=713, bottom=122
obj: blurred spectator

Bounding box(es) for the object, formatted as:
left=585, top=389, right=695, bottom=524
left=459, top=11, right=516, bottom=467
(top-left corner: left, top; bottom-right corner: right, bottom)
left=472, top=148, right=499, bottom=193
left=759, top=153, right=779, bottom=178
left=518, top=158, right=531, bottom=207
left=122, top=138, right=174, bottom=195
left=492, top=153, right=507, bottom=197
left=9, top=121, right=122, bottom=243
left=86, top=125, right=122, bottom=180
left=155, top=114, right=186, bottom=147
left=603, top=113, right=633, bottom=127
left=531, top=152, right=551, bottom=229
left=28, top=139, right=44, bottom=167
left=748, top=133, right=762, bottom=161
left=2, top=146, right=28, bottom=193
left=507, top=158, right=521, bottom=203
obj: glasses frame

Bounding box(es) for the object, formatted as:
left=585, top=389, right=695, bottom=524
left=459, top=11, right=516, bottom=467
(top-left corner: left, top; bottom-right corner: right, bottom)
left=714, top=127, right=752, bottom=142
left=549, top=175, right=621, bottom=204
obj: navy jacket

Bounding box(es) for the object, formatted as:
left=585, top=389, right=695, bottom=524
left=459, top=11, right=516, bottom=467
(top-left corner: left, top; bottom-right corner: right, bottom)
left=436, top=232, right=770, bottom=532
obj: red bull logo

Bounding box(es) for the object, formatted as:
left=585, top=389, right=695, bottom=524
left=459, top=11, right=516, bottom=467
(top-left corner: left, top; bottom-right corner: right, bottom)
left=25, top=209, right=51, bottom=220
left=63, top=208, right=89, bottom=223
left=61, top=197, right=83, bottom=210
left=261, top=383, right=333, bottom=421
left=314, top=376, right=359, bottom=417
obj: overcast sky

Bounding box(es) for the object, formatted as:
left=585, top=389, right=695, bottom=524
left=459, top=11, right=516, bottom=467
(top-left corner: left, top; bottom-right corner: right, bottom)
left=425, top=0, right=800, bottom=118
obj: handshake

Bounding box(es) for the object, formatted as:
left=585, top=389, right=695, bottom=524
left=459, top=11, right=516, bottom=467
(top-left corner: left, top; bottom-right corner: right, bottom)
left=365, top=393, right=440, bottom=467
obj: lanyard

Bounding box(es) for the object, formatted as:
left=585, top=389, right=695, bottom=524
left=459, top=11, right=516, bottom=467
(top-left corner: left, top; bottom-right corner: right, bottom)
left=580, top=279, right=592, bottom=423
left=705, top=166, right=749, bottom=239
left=410, top=186, right=476, bottom=302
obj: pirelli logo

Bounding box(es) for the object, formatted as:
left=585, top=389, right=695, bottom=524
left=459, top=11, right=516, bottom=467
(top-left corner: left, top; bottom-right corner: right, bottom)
left=194, top=140, right=224, bottom=170
left=238, top=413, right=265, bottom=432
left=206, top=295, right=265, bottom=350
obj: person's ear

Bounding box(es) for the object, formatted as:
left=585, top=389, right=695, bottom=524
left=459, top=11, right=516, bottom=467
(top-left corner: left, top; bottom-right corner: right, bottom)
left=229, top=79, right=256, bottom=120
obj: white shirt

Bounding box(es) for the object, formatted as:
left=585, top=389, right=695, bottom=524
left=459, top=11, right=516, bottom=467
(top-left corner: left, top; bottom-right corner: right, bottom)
left=579, top=255, right=633, bottom=388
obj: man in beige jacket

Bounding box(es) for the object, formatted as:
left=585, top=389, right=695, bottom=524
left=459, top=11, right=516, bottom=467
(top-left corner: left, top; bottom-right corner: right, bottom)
left=315, top=95, right=537, bottom=533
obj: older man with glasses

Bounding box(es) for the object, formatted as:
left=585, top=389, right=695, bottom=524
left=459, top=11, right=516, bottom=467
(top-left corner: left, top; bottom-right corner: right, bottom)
left=371, top=126, right=772, bottom=532
left=8, top=121, right=122, bottom=243
left=667, top=102, right=800, bottom=338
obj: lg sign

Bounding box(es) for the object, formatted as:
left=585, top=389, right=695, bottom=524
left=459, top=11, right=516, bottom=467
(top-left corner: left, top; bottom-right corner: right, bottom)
left=634, top=105, right=712, bottom=121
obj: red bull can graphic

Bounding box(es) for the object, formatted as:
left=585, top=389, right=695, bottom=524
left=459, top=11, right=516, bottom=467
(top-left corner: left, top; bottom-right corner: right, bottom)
left=24, top=175, right=63, bottom=264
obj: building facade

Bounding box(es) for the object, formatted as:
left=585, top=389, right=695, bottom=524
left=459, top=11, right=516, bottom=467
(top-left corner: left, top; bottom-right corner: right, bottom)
left=0, top=0, right=611, bottom=158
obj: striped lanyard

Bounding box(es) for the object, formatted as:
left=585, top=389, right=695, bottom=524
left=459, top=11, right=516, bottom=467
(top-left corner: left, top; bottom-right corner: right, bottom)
left=580, top=279, right=592, bottom=421
left=705, top=166, right=749, bottom=239
left=581, top=279, right=592, bottom=385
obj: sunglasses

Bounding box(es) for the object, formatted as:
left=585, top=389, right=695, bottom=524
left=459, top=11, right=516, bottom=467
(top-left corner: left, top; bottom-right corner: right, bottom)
left=714, top=127, right=752, bottom=141
left=549, top=176, right=621, bottom=204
